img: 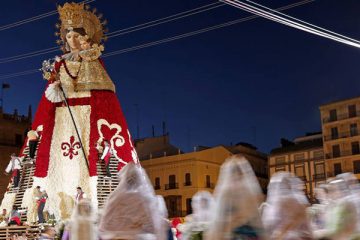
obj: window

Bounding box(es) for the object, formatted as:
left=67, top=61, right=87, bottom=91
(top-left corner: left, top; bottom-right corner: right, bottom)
left=313, top=150, right=324, bottom=160
left=169, top=175, right=176, bottom=184
left=352, top=142, right=360, bottom=155
left=294, top=154, right=305, bottom=165
left=206, top=175, right=213, bottom=188
left=275, top=157, right=286, bottom=165
left=186, top=198, right=192, bottom=215
left=165, top=196, right=182, bottom=218
left=295, top=165, right=305, bottom=181
left=331, top=127, right=339, bottom=140
left=184, top=173, right=191, bottom=186
left=354, top=161, right=360, bottom=174
left=329, top=109, right=337, bottom=121
left=349, top=105, right=357, bottom=118
left=314, top=163, right=325, bottom=180
left=334, top=163, right=342, bottom=176
left=332, top=145, right=340, bottom=158
left=166, top=175, right=178, bottom=190
left=294, top=154, right=305, bottom=161
left=315, top=164, right=325, bottom=174
left=154, top=177, right=160, bottom=190
left=350, top=123, right=358, bottom=137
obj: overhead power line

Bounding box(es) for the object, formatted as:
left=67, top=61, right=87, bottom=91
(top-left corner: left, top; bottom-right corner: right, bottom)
left=107, top=2, right=225, bottom=38
left=0, top=2, right=224, bottom=63
left=0, top=0, right=314, bottom=80
left=222, top=0, right=360, bottom=48
left=0, top=47, right=59, bottom=64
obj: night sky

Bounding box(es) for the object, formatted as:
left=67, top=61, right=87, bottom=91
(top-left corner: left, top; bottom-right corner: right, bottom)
left=1, top=0, right=360, bottom=153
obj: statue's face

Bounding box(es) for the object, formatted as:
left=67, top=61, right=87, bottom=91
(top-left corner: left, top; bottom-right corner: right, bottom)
left=66, top=30, right=82, bottom=51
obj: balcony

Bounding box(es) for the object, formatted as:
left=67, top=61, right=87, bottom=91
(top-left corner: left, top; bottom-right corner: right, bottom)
left=154, top=185, right=161, bottom=190
left=313, top=173, right=326, bottom=180
left=165, top=183, right=179, bottom=190
left=205, top=182, right=215, bottom=189
left=326, top=150, right=359, bottom=159
left=184, top=181, right=192, bottom=186
left=324, top=131, right=359, bottom=142
left=323, top=111, right=360, bottom=124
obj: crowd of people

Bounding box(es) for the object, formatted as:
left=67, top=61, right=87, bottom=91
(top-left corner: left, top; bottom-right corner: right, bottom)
left=3, top=154, right=360, bottom=239
left=53, top=156, right=360, bottom=240
left=179, top=159, right=360, bottom=240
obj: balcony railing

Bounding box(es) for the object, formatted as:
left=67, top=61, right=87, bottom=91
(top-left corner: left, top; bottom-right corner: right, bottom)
left=184, top=181, right=192, bottom=186
left=313, top=173, right=326, bottom=180
left=154, top=185, right=161, bottom=190
left=323, top=111, right=360, bottom=124
left=205, top=182, right=215, bottom=189
left=324, top=131, right=359, bottom=141
left=271, top=157, right=324, bottom=168
left=165, top=183, right=179, bottom=190
left=326, top=150, right=358, bottom=159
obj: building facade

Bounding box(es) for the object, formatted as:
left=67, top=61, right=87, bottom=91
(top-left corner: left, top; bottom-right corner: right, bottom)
left=269, top=133, right=325, bottom=201
left=320, top=97, right=360, bottom=179
left=0, top=107, right=32, bottom=197
left=136, top=136, right=268, bottom=218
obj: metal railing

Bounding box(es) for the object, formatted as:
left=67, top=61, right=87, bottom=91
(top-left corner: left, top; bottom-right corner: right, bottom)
left=270, top=156, right=325, bottom=168
left=165, top=183, right=179, bottom=190
left=184, top=181, right=192, bottom=186
left=154, top=185, right=161, bottom=190
left=313, top=173, right=326, bottom=180
left=205, top=182, right=215, bottom=189
left=326, top=150, right=357, bottom=159
left=323, top=111, right=360, bottom=124
left=324, top=131, right=359, bottom=141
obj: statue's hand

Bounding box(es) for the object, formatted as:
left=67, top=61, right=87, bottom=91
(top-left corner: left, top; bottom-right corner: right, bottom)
left=54, top=80, right=61, bottom=86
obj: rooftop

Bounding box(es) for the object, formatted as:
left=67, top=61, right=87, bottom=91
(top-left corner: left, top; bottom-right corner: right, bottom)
left=319, top=95, right=360, bottom=109
left=270, top=133, right=323, bottom=155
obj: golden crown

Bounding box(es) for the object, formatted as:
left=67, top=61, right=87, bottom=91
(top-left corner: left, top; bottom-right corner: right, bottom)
left=56, top=2, right=108, bottom=47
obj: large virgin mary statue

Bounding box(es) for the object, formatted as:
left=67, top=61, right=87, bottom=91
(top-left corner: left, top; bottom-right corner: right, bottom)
left=25, top=2, right=138, bottom=219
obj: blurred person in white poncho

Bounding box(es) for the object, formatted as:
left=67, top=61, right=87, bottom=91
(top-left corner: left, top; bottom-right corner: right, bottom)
left=337, top=172, right=360, bottom=235
left=180, top=191, right=214, bottom=240
left=290, top=176, right=310, bottom=205
left=262, top=172, right=313, bottom=240
left=320, top=177, right=358, bottom=240
left=205, top=156, right=266, bottom=240
left=68, top=199, right=97, bottom=240
left=156, top=195, right=175, bottom=240
left=98, top=162, right=166, bottom=240
left=308, top=184, right=330, bottom=236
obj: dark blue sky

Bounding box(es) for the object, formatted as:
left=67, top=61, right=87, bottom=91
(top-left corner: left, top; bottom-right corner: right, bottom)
left=1, top=0, right=360, bottom=153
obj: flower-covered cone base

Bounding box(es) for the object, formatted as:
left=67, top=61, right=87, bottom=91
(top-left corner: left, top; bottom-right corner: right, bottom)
left=0, top=59, right=138, bottom=221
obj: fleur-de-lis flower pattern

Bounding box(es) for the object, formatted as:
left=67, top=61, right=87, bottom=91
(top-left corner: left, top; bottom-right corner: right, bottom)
left=61, top=136, right=81, bottom=160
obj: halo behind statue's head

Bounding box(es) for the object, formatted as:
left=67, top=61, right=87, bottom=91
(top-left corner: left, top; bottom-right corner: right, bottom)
left=56, top=2, right=108, bottom=50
